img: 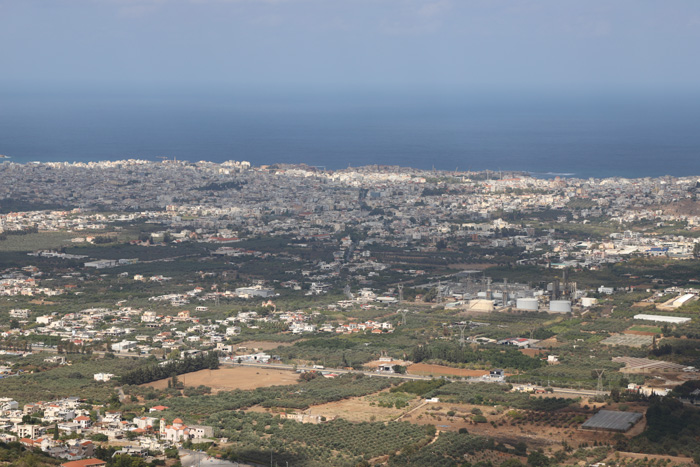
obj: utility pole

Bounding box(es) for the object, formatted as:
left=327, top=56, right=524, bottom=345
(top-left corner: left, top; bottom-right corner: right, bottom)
left=594, top=369, right=605, bottom=394
left=397, top=283, right=404, bottom=303
left=457, top=324, right=468, bottom=347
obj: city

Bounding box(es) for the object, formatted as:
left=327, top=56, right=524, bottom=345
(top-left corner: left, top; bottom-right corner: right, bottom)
left=0, top=160, right=699, bottom=466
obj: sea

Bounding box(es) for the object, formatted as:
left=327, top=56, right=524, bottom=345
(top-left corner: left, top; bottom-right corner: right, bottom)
left=1, top=86, right=699, bottom=179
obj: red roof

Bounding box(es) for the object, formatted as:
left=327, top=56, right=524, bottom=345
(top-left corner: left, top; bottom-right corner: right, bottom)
left=60, top=459, right=107, bottom=467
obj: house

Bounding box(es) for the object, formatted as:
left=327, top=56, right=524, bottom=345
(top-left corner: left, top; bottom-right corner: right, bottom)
left=133, top=416, right=158, bottom=430
left=160, top=418, right=213, bottom=442
left=36, top=315, right=54, bottom=325
left=93, top=373, right=114, bottom=382
left=24, top=403, right=42, bottom=415
left=58, top=421, right=81, bottom=434
left=74, top=416, right=91, bottom=429
left=111, top=341, right=137, bottom=352
left=161, top=418, right=188, bottom=442
left=15, top=424, right=42, bottom=439
left=237, top=353, right=271, bottom=363
left=141, top=311, right=158, bottom=323
left=0, top=398, right=18, bottom=411
left=487, top=369, right=505, bottom=379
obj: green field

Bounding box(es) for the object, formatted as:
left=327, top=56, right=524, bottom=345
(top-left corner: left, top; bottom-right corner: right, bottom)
left=0, top=231, right=76, bottom=252
left=629, top=325, right=662, bottom=333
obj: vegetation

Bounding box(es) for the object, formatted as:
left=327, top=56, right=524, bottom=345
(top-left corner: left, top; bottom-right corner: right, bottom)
left=0, top=355, right=149, bottom=404
left=210, top=410, right=433, bottom=467
left=427, top=382, right=573, bottom=411
left=389, top=431, right=512, bottom=467
left=121, top=352, right=219, bottom=385
left=624, top=397, right=700, bottom=459
left=412, top=342, right=544, bottom=371
left=145, top=373, right=397, bottom=418
left=391, top=379, right=447, bottom=396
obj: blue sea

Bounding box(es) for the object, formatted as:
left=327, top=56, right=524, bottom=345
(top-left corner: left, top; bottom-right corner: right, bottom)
left=1, top=86, right=699, bottom=179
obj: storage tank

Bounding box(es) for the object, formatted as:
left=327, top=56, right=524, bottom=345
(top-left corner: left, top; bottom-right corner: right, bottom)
left=516, top=298, right=539, bottom=311
left=549, top=300, right=572, bottom=313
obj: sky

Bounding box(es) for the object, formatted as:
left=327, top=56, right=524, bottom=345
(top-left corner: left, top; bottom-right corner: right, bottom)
left=1, top=0, right=700, bottom=92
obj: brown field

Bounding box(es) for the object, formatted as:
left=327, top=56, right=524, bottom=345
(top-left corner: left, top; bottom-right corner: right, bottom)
left=142, top=366, right=300, bottom=392
left=537, top=337, right=563, bottom=348
left=632, top=301, right=656, bottom=308
left=232, top=340, right=295, bottom=353
left=407, top=363, right=489, bottom=378
left=519, top=348, right=545, bottom=357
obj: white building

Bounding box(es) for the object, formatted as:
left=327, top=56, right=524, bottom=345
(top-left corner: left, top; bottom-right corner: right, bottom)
left=111, top=341, right=137, bottom=352
left=93, top=373, right=114, bottom=382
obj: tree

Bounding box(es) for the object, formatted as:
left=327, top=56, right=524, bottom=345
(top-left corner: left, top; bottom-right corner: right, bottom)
left=110, top=454, right=148, bottom=467
left=694, top=243, right=700, bottom=259
left=527, top=450, right=550, bottom=467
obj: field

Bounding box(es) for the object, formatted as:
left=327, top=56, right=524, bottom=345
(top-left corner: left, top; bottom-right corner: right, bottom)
left=604, top=452, right=696, bottom=466
left=142, top=366, right=300, bottom=392
left=628, top=325, right=662, bottom=334
left=0, top=231, right=75, bottom=252
left=407, top=362, right=489, bottom=378
left=401, top=401, right=645, bottom=450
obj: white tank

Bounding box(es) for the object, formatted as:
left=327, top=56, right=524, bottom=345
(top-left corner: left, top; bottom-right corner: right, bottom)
left=516, top=298, right=539, bottom=311
left=549, top=300, right=572, bottom=313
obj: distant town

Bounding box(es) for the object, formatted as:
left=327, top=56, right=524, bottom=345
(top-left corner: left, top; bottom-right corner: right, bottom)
left=1, top=159, right=700, bottom=467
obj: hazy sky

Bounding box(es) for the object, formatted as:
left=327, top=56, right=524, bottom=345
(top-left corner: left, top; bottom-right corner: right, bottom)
left=1, top=0, right=700, bottom=91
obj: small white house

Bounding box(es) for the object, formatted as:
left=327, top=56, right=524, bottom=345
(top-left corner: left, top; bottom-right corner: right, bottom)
left=93, top=373, right=115, bottom=382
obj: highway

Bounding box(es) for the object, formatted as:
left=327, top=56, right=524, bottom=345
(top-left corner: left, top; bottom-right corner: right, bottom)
left=219, top=360, right=608, bottom=397
left=29, top=346, right=606, bottom=397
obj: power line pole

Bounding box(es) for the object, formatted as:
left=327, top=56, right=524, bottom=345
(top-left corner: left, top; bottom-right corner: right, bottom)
left=594, top=369, right=605, bottom=394
left=457, top=324, right=468, bottom=347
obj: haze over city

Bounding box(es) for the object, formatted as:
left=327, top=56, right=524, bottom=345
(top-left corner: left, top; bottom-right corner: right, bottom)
left=2, top=3, right=700, bottom=467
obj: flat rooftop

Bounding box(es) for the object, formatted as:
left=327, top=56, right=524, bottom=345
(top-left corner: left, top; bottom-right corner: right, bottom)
left=633, top=314, right=691, bottom=324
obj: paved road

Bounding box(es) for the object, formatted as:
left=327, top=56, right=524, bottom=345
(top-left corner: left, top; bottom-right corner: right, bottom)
left=180, top=450, right=257, bottom=467
left=220, top=360, right=608, bottom=397
left=116, top=386, right=126, bottom=403
left=31, top=346, right=606, bottom=397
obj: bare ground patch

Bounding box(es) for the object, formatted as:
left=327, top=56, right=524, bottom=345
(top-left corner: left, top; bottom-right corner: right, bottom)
left=142, top=366, right=300, bottom=392
left=233, top=340, right=296, bottom=353
left=248, top=388, right=422, bottom=423
left=605, top=452, right=695, bottom=466
left=407, top=363, right=489, bottom=378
